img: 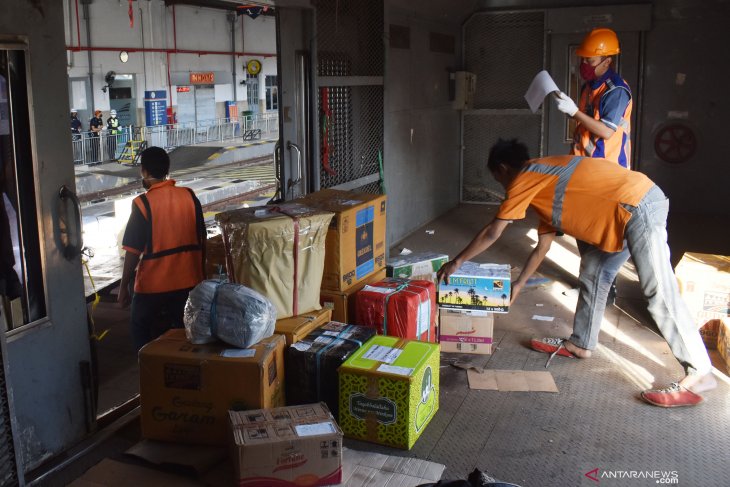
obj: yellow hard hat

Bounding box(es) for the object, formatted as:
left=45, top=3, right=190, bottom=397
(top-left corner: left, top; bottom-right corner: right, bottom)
left=576, top=28, right=620, bottom=57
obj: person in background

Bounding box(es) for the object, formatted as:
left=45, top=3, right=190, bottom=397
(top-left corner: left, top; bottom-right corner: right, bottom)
left=70, top=108, right=82, bottom=139
left=554, top=27, right=632, bottom=168
left=117, top=146, right=206, bottom=350
left=88, top=109, right=103, bottom=163
left=553, top=27, right=632, bottom=305
left=437, top=139, right=716, bottom=408
left=106, top=109, right=121, bottom=161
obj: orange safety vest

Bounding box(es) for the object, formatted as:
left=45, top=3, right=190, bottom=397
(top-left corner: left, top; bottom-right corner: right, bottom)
left=133, top=180, right=204, bottom=293
left=572, top=71, right=632, bottom=169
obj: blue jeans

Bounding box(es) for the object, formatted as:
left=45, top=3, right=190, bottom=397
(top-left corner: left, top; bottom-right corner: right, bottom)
left=131, top=288, right=191, bottom=351
left=570, top=185, right=711, bottom=376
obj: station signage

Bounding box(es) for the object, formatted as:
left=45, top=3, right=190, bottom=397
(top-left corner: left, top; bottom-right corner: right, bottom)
left=190, top=72, right=215, bottom=84
left=177, top=86, right=191, bottom=93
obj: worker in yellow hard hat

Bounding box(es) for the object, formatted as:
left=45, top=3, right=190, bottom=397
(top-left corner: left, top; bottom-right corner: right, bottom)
left=553, top=28, right=632, bottom=169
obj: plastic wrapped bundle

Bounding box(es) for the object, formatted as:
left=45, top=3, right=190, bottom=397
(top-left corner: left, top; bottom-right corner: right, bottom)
left=355, top=277, right=438, bottom=342
left=286, top=321, right=375, bottom=417
left=216, top=203, right=334, bottom=319
left=184, top=280, right=276, bottom=348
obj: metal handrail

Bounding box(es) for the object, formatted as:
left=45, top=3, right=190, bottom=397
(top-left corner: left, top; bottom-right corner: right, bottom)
left=71, top=113, right=279, bottom=165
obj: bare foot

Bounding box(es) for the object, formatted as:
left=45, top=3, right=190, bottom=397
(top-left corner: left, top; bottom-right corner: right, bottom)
left=563, top=340, right=592, bottom=358
left=679, top=373, right=718, bottom=394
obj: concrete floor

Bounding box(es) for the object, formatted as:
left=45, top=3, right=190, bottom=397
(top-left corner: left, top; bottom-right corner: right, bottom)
left=39, top=203, right=730, bottom=486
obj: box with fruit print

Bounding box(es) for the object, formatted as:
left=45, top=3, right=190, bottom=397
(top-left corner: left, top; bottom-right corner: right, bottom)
left=438, top=261, right=511, bottom=313
left=338, top=335, right=439, bottom=450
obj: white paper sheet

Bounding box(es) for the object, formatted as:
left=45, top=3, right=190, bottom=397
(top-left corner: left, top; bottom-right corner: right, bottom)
left=295, top=421, right=336, bottom=437
left=363, top=345, right=403, bottom=364
left=220, top=349, right=256, bottom=358
left=524, top=70, right=560, bottom=113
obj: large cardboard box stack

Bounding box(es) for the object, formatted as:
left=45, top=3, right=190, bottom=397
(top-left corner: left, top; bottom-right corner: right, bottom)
left=339, top=336, right=439, bottom=450
left=229, top=402, right=343, bottom=487
left=274, top=308, right=332, bottom=345
left=439, top=309, right=494, bottom=354
left=139, top=329, right=285, bottom=445
left=295, top=189, right=387, bottom=291
left=286, top=322, right=376, bottom=417
left=387, top=252, right=449, bottom=286
left=675, top=252, right=730, bottom=349
left=320, top=268, right=386, bottom=323
left=216, top=203, right=334, bottom=319
left=355, top=278, right=438, bottom=343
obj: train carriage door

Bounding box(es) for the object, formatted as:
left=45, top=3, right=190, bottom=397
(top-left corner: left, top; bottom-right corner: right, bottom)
left=276, top=6, right=314, bottom=200
left=1, top=31, right=92, bottom=478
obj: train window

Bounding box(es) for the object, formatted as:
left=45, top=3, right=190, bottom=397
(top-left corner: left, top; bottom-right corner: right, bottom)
left=0, top=47, right=47, bottom=331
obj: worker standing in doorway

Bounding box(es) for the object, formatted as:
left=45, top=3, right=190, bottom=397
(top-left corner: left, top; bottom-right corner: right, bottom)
left=117, top=146, right=206, bottom=351
left=437, top=139, right=717, bottom=408
left=106, top=109, right=120, bottom=161
left=554, top=27, right=632, bottom=168
left=553, top=28, right=632, bottom=305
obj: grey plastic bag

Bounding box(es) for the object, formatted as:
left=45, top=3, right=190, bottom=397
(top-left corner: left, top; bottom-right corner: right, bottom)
left=184, top=280, right=276, bottom=348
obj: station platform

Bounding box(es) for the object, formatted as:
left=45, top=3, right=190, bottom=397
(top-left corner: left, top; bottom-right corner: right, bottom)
left=77, top=141, right=277, bottom=300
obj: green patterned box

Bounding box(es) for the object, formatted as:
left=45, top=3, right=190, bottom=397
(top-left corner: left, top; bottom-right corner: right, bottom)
left=338, top=336, right=439, bottom=450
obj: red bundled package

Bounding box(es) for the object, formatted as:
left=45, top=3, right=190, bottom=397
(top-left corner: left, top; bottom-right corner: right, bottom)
left=355, top=278, right=437, bottom=342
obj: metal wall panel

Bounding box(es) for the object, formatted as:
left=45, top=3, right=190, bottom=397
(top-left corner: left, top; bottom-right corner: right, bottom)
left=0, top=342, right=19, bottom=486
left=461, top=11, right=545, bottom=203
left=462, top=113, right=542, bottom=203
left=315, top=0, right=384, bottom=192
left=318, top=85, right=383, bottom=190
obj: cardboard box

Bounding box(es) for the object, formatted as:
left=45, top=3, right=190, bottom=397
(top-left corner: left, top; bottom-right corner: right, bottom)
left=355, top=278, right=438, bottom=343
left=438, top=261, right=511, bottom=313
left=274, top=308, right=332, bottom=346
left=286, top=322, right=376, bottom=417
left=320, top=268, right=387, bottom=323
left=205, top=233, right=227, bottom=279
left=229, top=403, right=343, bottom=487
left=718, top=319, right=730, bottom=373
left=675, top=252, right=730, bottom=348
left=439, top=309, right=494, bottom=354
left=216, top=203, right=334, bottom=319
left=295, top=189, right=387, bottom=291
left=387, top=252, right=449, bottom=286
left=139, top=329, right=285, bottom=446
left=339, top=336, right=439, bottom=450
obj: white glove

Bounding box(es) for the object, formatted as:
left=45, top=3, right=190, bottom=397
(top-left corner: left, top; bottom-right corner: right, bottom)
left=555, top=91, right=579, bottom=117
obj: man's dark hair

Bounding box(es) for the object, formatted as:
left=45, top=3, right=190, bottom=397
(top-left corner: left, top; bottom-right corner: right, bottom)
left=487, top=139, right=530, bottom=172
left=140, top=146, right=170, bottom=179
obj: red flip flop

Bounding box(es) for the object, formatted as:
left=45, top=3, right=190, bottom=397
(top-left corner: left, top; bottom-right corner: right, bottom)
left=530, top=337, right=576, bottom=367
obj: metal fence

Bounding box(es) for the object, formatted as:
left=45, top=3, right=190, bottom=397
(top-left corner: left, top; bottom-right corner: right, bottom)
left=72, top=114, right=279, bottom=165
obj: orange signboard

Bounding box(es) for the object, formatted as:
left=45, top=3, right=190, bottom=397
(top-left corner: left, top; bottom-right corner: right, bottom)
left=190, top=72, right=215, bottom=84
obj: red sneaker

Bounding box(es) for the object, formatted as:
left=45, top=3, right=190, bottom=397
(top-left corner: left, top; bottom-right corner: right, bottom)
left=530, top=338, right=576, bottom=358
left=641, top=383, right=704, bottom=408
left=530, top=338, right=577, bottom=368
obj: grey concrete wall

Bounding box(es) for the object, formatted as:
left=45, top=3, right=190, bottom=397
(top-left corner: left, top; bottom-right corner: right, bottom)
left=384, top=6, right=463, bottom=247
left=636, top=0, right=730, bottom=216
